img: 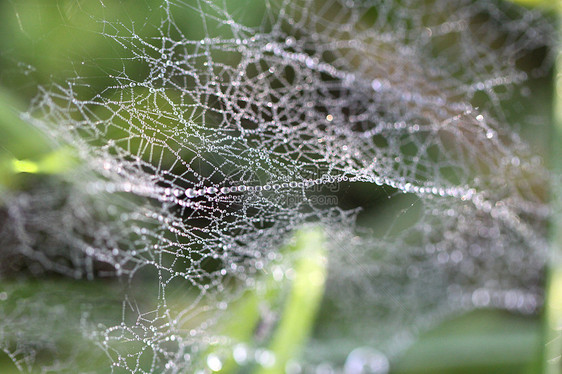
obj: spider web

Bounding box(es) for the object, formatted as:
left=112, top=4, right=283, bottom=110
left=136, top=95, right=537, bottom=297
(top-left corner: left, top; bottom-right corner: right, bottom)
left=0, top=0, right=555, bottom=372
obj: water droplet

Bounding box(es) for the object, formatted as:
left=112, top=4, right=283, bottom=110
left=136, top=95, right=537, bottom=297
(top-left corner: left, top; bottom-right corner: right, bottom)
left=316, top=363, right=335, bottom=374
left=207, top=354, right=223, bottom=372
left=286, top=360, right=302, bottom=374
left=255, top=349, right=276, bottom=368
left=344, top=347, right=389, bottom=374
left=272, top=266, right=284, bottom=281
left=233, top=344, right=249, bottom=364
left=165, top=361, right=175, bottom=370
left=472, top=288, right=491, bottom=307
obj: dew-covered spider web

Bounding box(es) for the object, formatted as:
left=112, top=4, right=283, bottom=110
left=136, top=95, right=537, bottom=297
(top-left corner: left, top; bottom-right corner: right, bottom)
left=0, top=0, right=556, bottom=372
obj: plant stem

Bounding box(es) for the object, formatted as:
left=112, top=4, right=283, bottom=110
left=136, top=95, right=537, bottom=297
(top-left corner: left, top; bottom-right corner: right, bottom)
left=201, top=227, right=327, bottom=373
left=255, top=228, right=327, bottom=374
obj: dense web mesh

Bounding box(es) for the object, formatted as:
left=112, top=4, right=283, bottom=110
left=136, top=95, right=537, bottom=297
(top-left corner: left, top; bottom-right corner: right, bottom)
left=0, top=0, right=556, bottom=372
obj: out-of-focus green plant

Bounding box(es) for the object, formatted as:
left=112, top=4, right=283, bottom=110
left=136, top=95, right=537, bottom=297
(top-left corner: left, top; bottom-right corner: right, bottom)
left=508, top=0, right=560, bottom=11
left=202, top=228, right=327, bottom=374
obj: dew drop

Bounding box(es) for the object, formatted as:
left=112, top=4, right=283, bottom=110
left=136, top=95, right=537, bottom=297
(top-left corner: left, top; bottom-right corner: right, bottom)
left=207, top=354, right=223, bottom=372
left=233, top=344, right=249, bottom=364
left=255, top=349, right=276, bottom=368
left=344, top=347, right=389, bottom=374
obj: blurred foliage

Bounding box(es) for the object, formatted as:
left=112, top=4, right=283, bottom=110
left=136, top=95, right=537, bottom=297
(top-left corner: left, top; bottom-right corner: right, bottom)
left=508, top=0, right=560, bottom=11
left=394, top=310, right=542, bottom=374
